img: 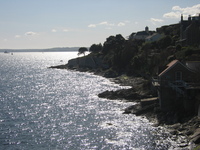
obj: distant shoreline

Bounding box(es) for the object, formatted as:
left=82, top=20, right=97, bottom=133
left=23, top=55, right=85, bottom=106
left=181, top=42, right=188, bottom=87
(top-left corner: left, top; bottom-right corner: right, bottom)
left=0, top=47, right=79, bottom=53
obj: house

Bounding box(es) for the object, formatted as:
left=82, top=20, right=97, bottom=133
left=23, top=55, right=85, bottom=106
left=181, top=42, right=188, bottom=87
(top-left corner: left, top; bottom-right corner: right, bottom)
left=133, top=31, right=149, bottom=40
left=180, top=14, right=200, bottom=46
left=186, top=61, right=200, bottom=72
left=145, top=33, right=163, bottom=42
left=152, top=60, right=200, bottom=114
left=130, top=26, right=150, bottom=40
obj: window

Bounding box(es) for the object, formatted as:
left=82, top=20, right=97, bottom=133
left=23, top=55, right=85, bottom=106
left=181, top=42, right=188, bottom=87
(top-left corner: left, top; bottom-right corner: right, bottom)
left=175, top=71, right=182, bottom=81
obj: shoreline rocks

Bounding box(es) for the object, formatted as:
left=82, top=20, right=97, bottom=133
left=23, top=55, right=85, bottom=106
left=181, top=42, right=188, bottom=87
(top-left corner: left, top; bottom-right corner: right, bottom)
left=98, top=88, right=146, bottom=101
left=49, top=63, right=200, bottom=149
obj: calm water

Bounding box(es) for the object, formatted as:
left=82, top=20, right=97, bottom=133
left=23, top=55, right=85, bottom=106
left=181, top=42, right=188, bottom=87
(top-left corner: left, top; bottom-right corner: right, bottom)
left=0, top=52, right=181, bottom=150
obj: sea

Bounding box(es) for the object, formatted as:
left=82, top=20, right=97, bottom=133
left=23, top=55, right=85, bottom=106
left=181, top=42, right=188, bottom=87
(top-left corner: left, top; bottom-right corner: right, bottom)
left=0, top=52, right=186, bottom=150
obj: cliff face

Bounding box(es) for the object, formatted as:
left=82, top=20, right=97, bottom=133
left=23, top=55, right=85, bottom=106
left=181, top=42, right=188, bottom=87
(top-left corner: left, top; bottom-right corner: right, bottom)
left=67, top=55, right=108, bottom=69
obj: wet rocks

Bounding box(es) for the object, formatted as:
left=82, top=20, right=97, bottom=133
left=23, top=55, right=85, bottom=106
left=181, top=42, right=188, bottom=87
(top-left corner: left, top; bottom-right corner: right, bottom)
left=163, top=116, right=200, bottom=148
left=98, top=88, right=141, bottom=101
left=189, top=124, right=200, bottom=144
left=123, top=104, right=141, bottom=114
left=49, top=64, right=68, bottom=69
left=124, top=103, right=154, bottom=115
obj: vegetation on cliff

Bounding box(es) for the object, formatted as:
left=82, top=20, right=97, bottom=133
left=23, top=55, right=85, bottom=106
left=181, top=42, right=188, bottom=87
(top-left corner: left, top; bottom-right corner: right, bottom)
left=82, top=23, right=200, bottom=79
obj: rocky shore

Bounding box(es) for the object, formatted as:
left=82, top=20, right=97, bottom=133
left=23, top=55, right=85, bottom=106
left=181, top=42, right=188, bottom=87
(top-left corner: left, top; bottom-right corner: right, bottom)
left=49, top=63, right=200, bottom=149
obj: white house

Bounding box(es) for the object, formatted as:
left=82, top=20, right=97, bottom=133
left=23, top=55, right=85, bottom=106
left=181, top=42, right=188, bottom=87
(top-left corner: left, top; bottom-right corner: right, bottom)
left=130, top=26, right=150, bottom=40
left=145, top=33, right=163, bottom=42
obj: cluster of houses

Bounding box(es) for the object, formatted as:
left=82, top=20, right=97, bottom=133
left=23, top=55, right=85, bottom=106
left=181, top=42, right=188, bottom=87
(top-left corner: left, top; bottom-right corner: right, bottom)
left=130, top=13, right=200, bottom=47
left=129, top=26, right=163, bottom=42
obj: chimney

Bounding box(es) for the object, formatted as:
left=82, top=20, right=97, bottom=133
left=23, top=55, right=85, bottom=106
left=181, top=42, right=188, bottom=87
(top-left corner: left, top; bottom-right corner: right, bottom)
left=181, top=14, right=183, bottom=22
left=145, top=26, right=149, bottom=33
left=188, top=15, right=191, bottom=22
left=199, top=13, right=200, bottom=21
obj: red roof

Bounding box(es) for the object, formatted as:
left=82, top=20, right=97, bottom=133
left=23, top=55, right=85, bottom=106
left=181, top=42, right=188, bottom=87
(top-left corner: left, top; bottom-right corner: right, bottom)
left=159, top=60, right=179, bottom=77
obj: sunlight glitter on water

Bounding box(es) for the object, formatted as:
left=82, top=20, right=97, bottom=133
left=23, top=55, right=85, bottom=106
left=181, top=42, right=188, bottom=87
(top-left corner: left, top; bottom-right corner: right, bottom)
left=0, top=52, right=182, bottom=149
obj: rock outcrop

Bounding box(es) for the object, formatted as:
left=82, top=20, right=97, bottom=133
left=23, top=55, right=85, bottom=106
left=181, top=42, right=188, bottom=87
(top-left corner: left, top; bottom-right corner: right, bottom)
left=67, top=55, right=108, bottom=69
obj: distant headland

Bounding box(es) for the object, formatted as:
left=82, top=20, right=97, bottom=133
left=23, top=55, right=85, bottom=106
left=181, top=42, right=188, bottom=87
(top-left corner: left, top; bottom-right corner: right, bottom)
left=0, top=47, right=79, bottom=53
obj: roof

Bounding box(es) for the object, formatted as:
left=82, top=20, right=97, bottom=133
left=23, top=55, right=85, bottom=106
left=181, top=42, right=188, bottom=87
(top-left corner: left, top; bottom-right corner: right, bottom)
left=159, top=60, right=179, bottom=77
left=159, top=60, right=195, bottom=77
left=186, top=61, right=200, bottom=71
left=146, top=33, right=162, bottom=40
left=135, top=31, right=149, bottom=36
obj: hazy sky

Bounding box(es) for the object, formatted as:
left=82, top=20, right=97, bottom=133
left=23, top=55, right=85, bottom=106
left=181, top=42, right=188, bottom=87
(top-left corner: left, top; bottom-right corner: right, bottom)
left=0, top=0, right=199, bottom=49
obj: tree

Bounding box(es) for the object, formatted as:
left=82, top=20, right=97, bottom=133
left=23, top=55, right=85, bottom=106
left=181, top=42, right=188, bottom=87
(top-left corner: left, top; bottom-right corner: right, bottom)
left=78, top=47, right=88, bottom=56
left=89, top=43, right=102, bottom=53
left=176, top=44, right=182, bottom=51
left=157, top=35, right=172, bottom=49
left=102, top=34, right=125, bottom=54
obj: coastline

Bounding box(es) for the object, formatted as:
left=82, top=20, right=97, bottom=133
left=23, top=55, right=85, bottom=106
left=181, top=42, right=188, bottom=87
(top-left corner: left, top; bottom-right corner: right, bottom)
left=49, top=64, right=200, bottom=149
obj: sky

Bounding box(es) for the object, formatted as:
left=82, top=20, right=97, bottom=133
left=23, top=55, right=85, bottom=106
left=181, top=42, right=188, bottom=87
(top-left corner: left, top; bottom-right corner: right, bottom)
left=0, top=0, right=199, bottom=49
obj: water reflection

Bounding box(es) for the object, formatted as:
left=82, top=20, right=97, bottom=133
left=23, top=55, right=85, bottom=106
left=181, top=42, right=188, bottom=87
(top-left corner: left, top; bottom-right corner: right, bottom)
left=0, top=52, right=180, bottom=149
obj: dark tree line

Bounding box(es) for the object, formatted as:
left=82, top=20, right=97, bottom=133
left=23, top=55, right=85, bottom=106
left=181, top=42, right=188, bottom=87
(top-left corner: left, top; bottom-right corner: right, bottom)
left=78, top=23, right=200, bottom=77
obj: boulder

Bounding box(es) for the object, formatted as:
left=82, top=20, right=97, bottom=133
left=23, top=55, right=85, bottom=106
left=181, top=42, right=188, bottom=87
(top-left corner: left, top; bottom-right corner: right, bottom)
left=190, top=128, right=200, bottom=144
left=193, top=135, right=200, bottom=144
left=123, top=104, right=141, bottom=114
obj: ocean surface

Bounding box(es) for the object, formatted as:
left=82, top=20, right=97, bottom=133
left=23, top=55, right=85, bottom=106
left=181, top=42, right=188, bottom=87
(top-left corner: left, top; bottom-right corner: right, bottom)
left=0, top=52, right=183, bottom=150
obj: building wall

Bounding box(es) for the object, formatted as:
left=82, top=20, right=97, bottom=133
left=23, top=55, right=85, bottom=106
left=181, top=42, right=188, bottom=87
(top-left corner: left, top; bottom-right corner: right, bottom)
left=184, top=89, right=198, bottom=113
left=185, top=22, right=200, bottom=46
left=160, top=63, right=194, bottom=85
left=180, top=15, right=200, bottom=46
left=146, top=33, right=163, bottom=42
left=158, top=63, right=195, bottom=111
left=159, top=87, right=177, bottom=110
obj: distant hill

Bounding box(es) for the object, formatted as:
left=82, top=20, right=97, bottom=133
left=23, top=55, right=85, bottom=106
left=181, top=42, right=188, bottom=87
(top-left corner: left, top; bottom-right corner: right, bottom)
left=0, top=47, right=79, bottom=53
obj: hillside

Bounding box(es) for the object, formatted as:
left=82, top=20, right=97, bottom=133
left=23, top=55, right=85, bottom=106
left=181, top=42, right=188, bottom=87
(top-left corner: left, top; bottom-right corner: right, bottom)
left=73, top=23, right=200, bottom=78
